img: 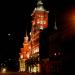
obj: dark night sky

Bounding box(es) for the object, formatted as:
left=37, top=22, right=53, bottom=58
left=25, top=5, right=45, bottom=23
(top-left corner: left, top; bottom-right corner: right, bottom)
left=0, top=0, right=75, bottom=71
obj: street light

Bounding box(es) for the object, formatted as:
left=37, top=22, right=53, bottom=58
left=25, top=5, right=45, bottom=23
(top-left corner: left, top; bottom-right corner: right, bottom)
left=1, top=68, right=7, bottom=73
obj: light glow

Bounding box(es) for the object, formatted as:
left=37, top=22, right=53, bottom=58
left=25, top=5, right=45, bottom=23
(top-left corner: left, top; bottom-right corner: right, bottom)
left=20, top=54, right=23, bottom=59
left=1, top=68, right=7, bottom=73
left=54, top=53, right=57, bottom=56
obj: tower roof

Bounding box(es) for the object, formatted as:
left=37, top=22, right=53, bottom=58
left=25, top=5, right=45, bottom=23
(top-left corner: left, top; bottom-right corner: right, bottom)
left=37, top=0, right=43, bottom=7
left=36, top=0, right=45, bottom=11
left=31, top=0, right=49, bottom=16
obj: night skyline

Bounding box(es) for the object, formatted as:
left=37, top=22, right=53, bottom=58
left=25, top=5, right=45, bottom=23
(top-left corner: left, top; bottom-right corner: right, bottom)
left=0, top=0, right=75, bottom=71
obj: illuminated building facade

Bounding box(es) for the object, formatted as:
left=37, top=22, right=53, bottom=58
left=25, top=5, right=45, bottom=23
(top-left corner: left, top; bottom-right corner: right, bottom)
left=19, top=53, right=25, bottom=72
left=19, top=0, right=63, bottom=74
left=19, top=0, right=49, bottom=73
left=29, top=0, right=49, bottom=73
left=19, top=33, right=31, bottom=72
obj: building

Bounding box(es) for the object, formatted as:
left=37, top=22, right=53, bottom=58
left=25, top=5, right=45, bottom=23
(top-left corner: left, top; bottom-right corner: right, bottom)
left=19, top=0, right=49, bottom=73
left=19, top=32, right=31, bottom=72
left=19, top=53, right=25, bottom=72
left=19, top=0, right=63, bottom=74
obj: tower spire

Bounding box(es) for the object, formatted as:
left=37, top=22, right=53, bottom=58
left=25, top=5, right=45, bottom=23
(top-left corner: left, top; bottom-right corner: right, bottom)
left=24, top=29, right=29, bottom=42
left=54, top=10, right=57, bottom=30
left=25, top=30, right=28, bottom=37
left=54, top=19, right=58, bottom=30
